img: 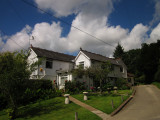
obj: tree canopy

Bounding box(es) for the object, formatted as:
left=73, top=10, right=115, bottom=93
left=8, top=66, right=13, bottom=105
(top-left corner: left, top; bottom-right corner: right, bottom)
left=113, top=43, right=124, bottom=58
left=0, top=51, right=39, bottom=119
left=73, top=61, right=112, bottom=94
left=116, top=40, right=160, bottom=84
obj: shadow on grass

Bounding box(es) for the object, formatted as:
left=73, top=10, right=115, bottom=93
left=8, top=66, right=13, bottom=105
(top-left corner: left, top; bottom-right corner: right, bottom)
left=17, top=99, right=64, bottom=119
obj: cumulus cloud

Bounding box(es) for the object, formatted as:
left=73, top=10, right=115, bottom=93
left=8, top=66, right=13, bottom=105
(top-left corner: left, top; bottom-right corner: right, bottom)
left=0, top=35, right=4, bottom=50
left=149, top=23, right=160, bottom=43
left=150, top=0, right=160, bottom=26
left=2, top=0, right=159, bottom=56
left=31, top=22, right=63, bottom=52
left=34, top=0, right=114, bottom=18
left=2, top=25, right=31, bottom=51
left=121, top=24, right=149, bottom=50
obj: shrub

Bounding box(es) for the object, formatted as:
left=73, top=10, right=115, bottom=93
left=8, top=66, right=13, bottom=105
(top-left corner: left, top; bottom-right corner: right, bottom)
left=65, top=81, right=86, bottom=94
left=135, top=75, right=145, bottom=84
left=115, top=78, right=130, bottom=90
left=0, top=92, right=8, bottom=110
left=18, top=79, right=59, bottom=105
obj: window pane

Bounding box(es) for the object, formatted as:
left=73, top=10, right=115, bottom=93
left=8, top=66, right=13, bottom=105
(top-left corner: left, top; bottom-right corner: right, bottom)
left=46, top=61, right=52, bottom=69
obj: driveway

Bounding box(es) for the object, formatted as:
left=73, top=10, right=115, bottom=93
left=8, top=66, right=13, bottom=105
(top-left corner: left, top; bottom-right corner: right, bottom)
left=108, top=85, right=160, bottom=120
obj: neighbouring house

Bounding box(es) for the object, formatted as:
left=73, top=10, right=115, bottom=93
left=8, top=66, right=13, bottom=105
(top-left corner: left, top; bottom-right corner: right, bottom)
left=127, top=73, right=134, bottom=86
left=74, top=48, right=127, bottom=89
left=28, top=46, right=75, bottom=89
left=28, top=46, right=129, bottom=89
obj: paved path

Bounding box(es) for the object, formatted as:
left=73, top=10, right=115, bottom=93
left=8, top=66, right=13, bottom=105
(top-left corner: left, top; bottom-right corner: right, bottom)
left=109, top=85, right=160, bottom=120
left=69, top=96, right=110, bottom=120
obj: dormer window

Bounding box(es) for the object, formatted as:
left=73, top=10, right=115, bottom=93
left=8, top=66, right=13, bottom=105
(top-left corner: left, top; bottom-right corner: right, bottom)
left=46, top=60, right=52, bottom=69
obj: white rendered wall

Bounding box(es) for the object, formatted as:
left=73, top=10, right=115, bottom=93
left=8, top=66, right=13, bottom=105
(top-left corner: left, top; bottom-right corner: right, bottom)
left=75, top=52, right=91, bottom=68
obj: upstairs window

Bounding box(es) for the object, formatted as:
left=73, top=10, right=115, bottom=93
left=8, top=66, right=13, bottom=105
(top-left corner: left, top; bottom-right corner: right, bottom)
left=110, top=64, right=114, bottom=71
left=79, top=61, right=84, bottom=69
left=46, top=60, right=52, bottom=69
left=120, top=66, right=123, bottom=72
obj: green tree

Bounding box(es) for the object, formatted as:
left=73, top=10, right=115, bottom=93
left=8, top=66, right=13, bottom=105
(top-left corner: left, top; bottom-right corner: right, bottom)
left=138, top=41, right=160, bottom=83
left=113, top=43, right=124, bottom=58
left=122, top=49, right=141, bottom=75
left=154, top=60, right=160, bottom=82
left=85, top=61, right=112, bottom=94
left=0, top=51, right=39, bottom=119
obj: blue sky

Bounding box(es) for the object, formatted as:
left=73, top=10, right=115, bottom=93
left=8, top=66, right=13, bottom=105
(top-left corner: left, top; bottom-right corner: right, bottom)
left=0, top=0, right=160, bottom=56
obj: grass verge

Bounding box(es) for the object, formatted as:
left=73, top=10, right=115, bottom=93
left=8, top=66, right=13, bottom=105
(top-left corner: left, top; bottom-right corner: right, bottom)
left=72, top=90, right=132, bottom=114
left=152, top=82, right=160, bottom=89
left=0, top=97, right=101, bottom=120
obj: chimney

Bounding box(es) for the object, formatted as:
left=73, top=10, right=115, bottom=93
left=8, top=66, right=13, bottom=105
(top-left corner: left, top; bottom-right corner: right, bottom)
left=30, top=44, right=33, bottom=48
left=80, top=47, right=82, bottom=51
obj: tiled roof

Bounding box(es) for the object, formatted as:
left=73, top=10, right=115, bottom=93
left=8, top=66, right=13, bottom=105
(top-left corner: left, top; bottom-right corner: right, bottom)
left=81, top=49, right=121, bottom=66
left=31, top=47, right=75, bottom=62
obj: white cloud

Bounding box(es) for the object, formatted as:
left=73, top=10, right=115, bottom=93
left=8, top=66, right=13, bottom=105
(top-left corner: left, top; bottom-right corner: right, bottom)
left=34, top=0, right=87, bottom=17
left=0, top=35, right=4, bottom=50
left=34, top=0, right=114, bottom=18
left=150, top=0, right=160, bottom=26
left=2, top=0, right=157, bottom=57
left=31, top=22, right=63, bottom=52
left=149, top=23, right=160, bottom=43
left=121, top=24, right=149, bottom=50
left=2, top=25, right=31, bottom=51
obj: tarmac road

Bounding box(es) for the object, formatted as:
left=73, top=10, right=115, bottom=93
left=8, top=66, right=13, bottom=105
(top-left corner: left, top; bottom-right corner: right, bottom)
left=108, top=85, right=160, bottom=120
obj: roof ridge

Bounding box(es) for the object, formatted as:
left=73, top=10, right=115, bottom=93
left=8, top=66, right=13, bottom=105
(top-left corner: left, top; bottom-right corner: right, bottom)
left=81, top=49, right=110, bottom=59
left=32, top=46, right=75, bottom=57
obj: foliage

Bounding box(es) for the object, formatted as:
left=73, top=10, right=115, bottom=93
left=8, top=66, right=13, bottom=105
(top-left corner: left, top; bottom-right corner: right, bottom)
left=65, top=81, right=86, bottom=94
left=19, top=79, right=61, bottom=106
left=85, top=61, right=112, bottom=94
left=0, top=97, right=101, bottom=120
left=138, top=41, right=160, bottom=83
left=115, top=78, right=129, bottom=90
left=72, top=92, right=130, bottom=114
left=118, top=40, right=160, bottom=84
left=0, top=51, right=40, bottom=119
left=154, top=60, right=160, bottom=82
left=135, top=75, right=145, bottom=84
left=122, top=49, right=141, bottom=75
left=72, top=65, right=85, bottom=78
left=113, top=43, right=124, bottom=58
left=152, top=82, right=160, bottom=89
left=102, top=82, right=113, bottom=92
left=0, top=92, right=7, bottom=110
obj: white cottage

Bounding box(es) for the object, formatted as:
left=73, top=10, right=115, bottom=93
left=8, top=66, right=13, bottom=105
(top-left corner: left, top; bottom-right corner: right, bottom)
left=74, top=48, right=127, bottom=89
left=28, top=46, right=128, bottom=89
left=28, top=46, right=75, bottom=89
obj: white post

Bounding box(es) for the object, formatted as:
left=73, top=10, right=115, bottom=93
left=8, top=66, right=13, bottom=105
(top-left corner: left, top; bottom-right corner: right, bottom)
left=83, top=92, right=88, bottom=100
left=64, top=94, right=70, bottom=104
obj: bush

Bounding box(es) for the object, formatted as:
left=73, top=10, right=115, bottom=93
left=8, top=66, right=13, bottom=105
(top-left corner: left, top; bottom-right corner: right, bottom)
left=0, top=92, right=8, bottom=110
left=115, top=78, right=130, bottom=90
left=65, top=81, right=86, bottom=94
left=135, top=75, right=145, bottom=84
left=102, top=82, right=113, bottom=91
left=154, top=69, right=160, bottom=82
left=18, top=79, right=60, bottom=106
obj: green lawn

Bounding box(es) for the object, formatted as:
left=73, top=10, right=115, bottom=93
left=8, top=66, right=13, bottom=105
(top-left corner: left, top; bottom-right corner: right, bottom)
left=72, top=90, right=132, bottom=114
left=0, top=97, right=101, bottom=120
left=152, top=82, right=160, bottom=89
